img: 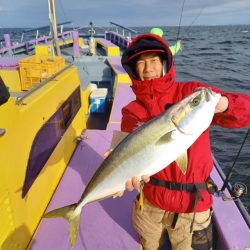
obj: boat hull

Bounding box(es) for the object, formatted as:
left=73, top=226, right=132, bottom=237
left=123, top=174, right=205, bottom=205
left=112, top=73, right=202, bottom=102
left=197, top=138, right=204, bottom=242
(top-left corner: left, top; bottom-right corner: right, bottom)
left=0, top=66, right=86, bottom=249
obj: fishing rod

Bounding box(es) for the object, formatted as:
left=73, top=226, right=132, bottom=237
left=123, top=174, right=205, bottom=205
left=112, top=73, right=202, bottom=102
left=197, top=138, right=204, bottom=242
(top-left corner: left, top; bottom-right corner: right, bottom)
left=184, top=4, right=206, bottom=34
left=176, top=2, right=206, bottom=42
left=174, top=0, right=204, bottom=54
left=176, top=0, right=186, bottom=41
left=170, top=0, right=186, bottom=58
left=220, top=127, right=250, bottom=195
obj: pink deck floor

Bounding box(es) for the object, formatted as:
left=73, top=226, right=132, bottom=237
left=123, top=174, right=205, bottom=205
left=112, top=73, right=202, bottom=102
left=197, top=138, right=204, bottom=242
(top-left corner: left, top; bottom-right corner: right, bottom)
left=31, top=129, right=140, bottom=250
left=31, top=79, right=250, bottom=250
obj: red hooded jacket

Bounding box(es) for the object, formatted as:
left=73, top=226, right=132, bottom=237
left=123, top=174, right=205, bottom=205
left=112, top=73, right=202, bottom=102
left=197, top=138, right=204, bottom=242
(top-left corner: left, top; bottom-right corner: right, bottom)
left=121, top=33, right=250, bottom=213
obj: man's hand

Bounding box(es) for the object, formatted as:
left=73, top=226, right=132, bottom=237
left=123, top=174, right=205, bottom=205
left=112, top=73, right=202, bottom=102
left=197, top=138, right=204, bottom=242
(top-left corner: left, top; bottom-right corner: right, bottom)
left=103, top=148, right=113, bottom=158
left=215, top=96, right=228, bottom=113
left=195, top=87, right=229, bottom=114
left=103, top=149, right=150, bottom=197
left=125, top=176, right=150, bottom=191
left=116, top=176, right=150, bottom=197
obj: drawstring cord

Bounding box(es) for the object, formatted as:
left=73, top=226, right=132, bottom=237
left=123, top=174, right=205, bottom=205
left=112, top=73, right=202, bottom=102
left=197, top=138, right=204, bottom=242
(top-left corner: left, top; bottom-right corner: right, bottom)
left=138, top=181, right=144, bottom=212
left=190, top=184, right=202, bottom=233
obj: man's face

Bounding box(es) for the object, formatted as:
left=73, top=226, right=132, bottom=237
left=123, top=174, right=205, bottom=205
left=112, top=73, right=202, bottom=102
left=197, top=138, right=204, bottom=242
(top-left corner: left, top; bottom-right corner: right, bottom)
left=135, top=52, right=163, bottom=81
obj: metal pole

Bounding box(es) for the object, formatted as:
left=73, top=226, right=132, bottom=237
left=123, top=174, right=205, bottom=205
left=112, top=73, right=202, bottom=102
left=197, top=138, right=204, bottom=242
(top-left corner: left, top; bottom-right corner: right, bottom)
left=48, top=0, right=61, bottom=56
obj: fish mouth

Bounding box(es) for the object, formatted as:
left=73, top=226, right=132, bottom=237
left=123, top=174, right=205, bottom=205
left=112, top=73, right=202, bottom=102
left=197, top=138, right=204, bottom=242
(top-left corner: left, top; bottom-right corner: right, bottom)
left=205, top=88, right=213, bottom=101
left=194, top=88, right=212, bottom=101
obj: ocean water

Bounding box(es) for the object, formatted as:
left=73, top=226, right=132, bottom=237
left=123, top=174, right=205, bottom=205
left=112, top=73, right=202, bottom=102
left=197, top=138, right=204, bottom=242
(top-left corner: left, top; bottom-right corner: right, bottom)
left=1, top=25, right=249, bottom=212
left=137, top=25, right=250, bottom=212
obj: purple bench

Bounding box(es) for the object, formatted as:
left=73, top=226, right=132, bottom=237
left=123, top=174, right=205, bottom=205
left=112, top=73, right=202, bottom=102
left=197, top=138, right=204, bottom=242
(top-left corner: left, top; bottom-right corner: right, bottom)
left=107, top=57, right=127, bottom=75
left=95, top=38, right=118, bottom=47
left=107, top=83, right=134, bottom=131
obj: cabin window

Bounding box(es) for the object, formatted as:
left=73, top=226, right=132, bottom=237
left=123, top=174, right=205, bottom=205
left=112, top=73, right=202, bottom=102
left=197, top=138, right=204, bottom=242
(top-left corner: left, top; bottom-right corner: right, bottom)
left=22, top=87, right=81, bottom=197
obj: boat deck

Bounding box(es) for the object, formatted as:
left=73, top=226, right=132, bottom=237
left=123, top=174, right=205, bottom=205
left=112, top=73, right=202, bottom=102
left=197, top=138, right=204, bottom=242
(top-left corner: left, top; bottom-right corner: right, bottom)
left=31, top=129, right=140, bottom=250
left=31, top=81, right=138, bottom=249
left=33, top=147, right=250, bottom=250
left=211, top=161, right=250, bottom=249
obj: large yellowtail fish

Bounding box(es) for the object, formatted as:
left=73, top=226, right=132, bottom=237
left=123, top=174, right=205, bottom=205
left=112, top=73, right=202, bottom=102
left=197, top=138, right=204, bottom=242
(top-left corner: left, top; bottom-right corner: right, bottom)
left=44, top=88, right=221, bottom=247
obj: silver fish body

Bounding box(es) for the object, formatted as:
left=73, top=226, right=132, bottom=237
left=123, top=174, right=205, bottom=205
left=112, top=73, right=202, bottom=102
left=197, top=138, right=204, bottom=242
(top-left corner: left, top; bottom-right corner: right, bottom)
left=44, top=88, right=221, bottom=246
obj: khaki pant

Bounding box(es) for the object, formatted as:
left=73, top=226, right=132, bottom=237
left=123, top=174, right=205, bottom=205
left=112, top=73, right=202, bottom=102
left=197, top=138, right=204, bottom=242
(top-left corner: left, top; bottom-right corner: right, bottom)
left=133, top=197, right=212, bottom=250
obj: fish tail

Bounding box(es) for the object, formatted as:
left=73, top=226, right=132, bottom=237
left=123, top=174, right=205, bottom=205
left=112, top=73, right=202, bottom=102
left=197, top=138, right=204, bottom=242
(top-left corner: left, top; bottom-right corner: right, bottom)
left=43, top=203, right=81, bottom=247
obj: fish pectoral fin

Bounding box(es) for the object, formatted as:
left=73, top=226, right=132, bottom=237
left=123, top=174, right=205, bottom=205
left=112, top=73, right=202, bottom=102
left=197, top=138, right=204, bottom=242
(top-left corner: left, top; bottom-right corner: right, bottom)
left=176, top=152, right=188, bottom=175
left=156, top=129, right=175, bottom=146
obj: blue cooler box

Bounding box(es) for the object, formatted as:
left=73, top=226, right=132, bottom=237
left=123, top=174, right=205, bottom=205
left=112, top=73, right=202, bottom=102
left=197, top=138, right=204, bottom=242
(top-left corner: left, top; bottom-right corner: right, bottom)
left=90, top=88, right=108, bottom=113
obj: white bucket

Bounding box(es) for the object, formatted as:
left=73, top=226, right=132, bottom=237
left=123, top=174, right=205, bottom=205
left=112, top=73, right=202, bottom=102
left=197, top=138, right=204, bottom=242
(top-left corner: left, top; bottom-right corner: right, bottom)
left=89, top=88, right=108, bottom=113
left=89, top=83, right=97, bottom=92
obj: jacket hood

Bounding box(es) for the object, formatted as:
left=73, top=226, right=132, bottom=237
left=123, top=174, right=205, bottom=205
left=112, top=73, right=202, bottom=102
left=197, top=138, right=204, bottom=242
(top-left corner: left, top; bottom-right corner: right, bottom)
left=121, top=33, right=175, bottom=81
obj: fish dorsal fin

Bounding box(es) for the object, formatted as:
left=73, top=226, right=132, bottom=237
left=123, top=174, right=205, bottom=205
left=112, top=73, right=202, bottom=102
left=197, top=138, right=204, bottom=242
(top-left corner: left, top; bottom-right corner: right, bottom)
left=176, top=152, right=188, bottom=175
left=156, top=129, right=176, bottom=146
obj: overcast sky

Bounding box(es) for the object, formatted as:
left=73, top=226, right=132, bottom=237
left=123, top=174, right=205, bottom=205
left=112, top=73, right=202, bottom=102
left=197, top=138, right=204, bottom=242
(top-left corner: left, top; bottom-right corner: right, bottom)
left=0, top=0, right=250, bottom=28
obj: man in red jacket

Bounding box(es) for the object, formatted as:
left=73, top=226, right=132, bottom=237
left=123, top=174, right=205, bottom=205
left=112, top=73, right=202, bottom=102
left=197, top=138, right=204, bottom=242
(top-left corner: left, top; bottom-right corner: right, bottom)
left=120, top=33, right=250, bottom=250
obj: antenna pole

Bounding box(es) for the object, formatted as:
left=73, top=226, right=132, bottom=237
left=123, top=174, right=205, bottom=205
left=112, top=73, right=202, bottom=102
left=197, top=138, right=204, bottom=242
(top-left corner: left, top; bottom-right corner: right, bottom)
left=48, top=0, right=61, bottom=56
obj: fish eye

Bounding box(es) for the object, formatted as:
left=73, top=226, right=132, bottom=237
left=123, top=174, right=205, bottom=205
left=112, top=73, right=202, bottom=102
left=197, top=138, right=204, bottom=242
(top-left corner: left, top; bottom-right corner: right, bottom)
left=192, top=97, right=200, bottom=106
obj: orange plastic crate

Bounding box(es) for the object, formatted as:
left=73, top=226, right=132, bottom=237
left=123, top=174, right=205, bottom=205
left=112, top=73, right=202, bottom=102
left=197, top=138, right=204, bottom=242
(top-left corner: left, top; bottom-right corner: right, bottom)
left=19, top=55, right=66, bottom=90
